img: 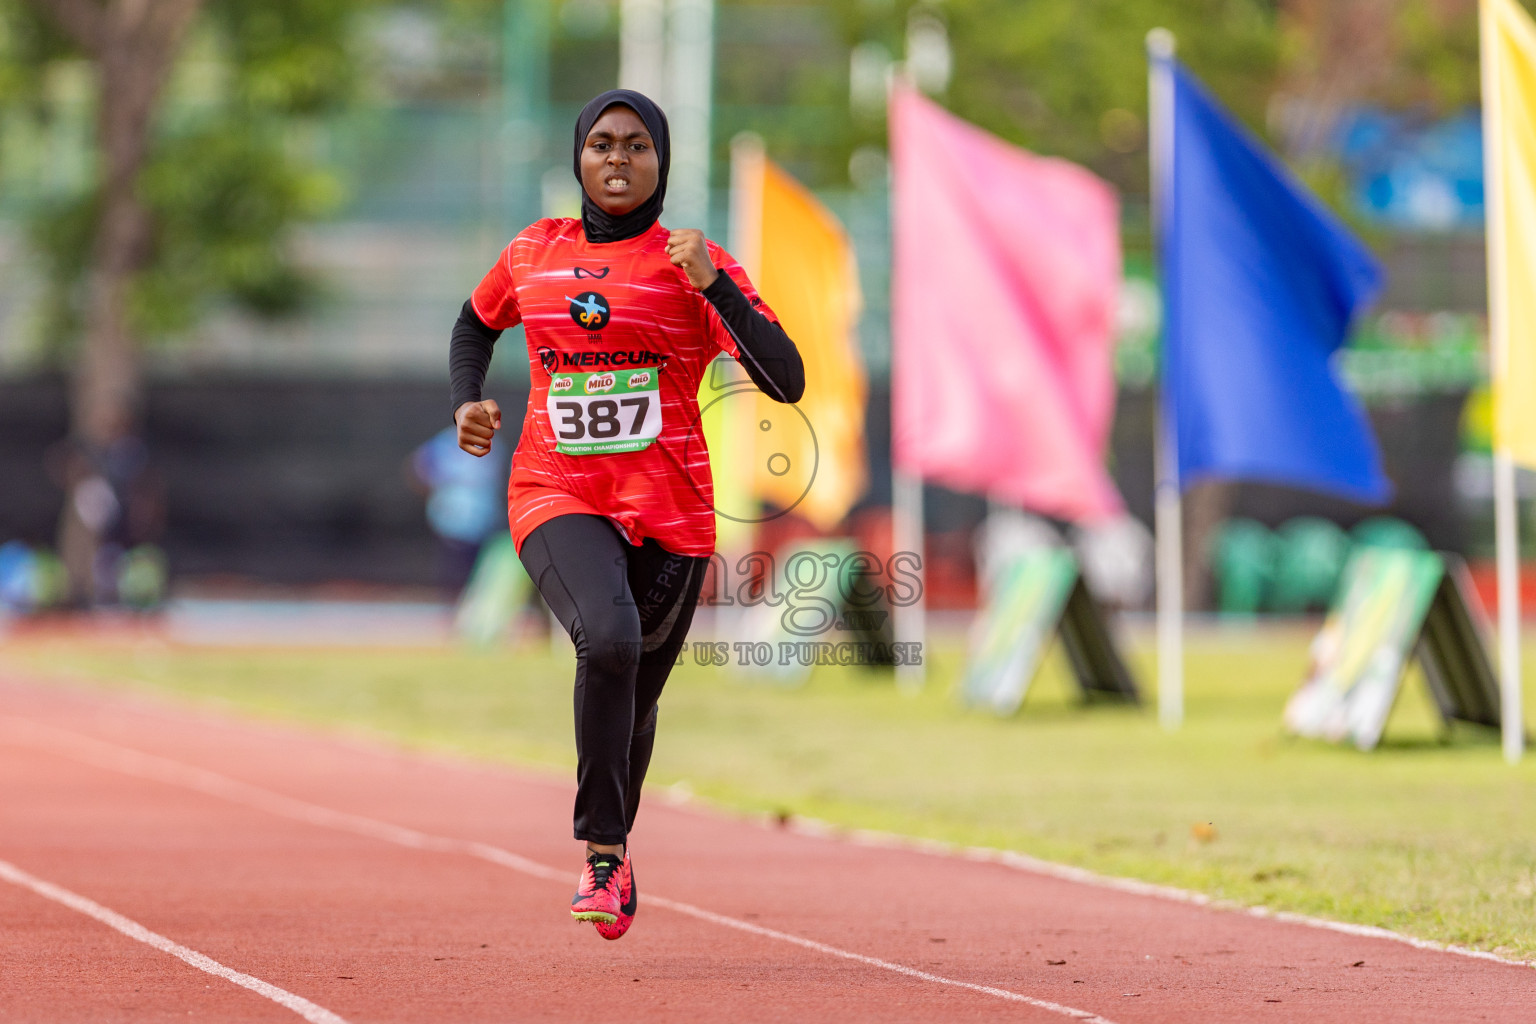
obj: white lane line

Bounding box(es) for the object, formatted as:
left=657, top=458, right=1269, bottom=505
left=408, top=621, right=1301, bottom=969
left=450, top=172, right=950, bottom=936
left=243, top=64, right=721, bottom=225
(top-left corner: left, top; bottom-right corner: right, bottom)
left=810, top=822, right=1536, bottom=970
left=643, top=893, right=1114, bottom=1020
left=0, top=858, right=349, bottom=1024
left=0, top=717, right=1118, bottom=1024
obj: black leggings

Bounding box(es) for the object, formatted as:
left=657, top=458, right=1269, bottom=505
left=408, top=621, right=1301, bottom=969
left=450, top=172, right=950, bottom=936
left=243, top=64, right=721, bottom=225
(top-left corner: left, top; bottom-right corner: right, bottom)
left=518, top=514, right=707, bottom=844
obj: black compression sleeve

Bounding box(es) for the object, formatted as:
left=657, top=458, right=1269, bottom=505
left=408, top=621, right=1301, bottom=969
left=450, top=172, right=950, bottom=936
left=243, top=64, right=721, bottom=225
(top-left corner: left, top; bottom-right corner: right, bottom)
left=449, top=299, right=503, bottom=419
left=702, top=273, right=806, bottom=404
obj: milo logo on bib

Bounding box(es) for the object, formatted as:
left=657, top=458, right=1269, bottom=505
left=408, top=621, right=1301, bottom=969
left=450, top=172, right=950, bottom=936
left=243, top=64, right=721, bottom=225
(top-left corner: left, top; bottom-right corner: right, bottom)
left=548, top=367, right=664, bottom=456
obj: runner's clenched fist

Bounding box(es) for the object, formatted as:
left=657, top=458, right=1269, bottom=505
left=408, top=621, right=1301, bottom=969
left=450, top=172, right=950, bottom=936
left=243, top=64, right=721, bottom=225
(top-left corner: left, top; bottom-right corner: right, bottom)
left=666, top=229, right=719, bottom=291
left=455, top=399, right=501, bottom=456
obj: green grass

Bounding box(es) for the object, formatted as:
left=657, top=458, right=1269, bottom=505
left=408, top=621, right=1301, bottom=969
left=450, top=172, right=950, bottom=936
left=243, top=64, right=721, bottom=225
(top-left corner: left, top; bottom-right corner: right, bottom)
left=6, top=625, right=1536, bottom=959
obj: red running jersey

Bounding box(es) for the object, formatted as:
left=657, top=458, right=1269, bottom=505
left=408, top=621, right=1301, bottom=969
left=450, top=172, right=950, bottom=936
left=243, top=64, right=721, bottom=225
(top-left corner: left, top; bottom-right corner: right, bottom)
left=471, top=218, right=777, bottom=557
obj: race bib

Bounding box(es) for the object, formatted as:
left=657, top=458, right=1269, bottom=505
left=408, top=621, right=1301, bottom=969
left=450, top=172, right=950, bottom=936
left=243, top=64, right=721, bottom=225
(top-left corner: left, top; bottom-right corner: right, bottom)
left=547, top=368, right=663, bottom=455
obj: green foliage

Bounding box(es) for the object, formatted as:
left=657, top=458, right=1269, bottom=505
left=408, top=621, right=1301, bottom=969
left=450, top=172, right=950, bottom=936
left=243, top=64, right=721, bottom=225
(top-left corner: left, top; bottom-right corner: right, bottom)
left=0, top=1, right=71, bottom=108
left=24, top=120, right=343, bottom=343
left=797, top=0, right=1281, bottom=194
left=1388, top=0, right=1535, bottom=115
left=133, top=123, right=342, bottom=331
left=1, top=0, right=371, bottom=355
left=1389, top=3, right=1474, bottom=111
left=944, top=0, right=1278, bottom=192
left=207, top=0, right=362, bottom=114
left=24, top=187, right=98, bottom=353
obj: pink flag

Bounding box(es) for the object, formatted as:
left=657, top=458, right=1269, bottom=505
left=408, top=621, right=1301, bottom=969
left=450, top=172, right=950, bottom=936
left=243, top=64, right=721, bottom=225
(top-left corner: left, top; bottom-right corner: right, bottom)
left=891, top=87, right=1124, bottom=521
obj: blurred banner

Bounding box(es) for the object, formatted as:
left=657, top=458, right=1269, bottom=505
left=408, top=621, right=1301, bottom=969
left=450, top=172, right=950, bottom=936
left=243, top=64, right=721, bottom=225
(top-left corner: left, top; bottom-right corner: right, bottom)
left=730, top=138, right=868, bottom=529
left=1157, top=58, right=1389, bottom=504
left=962, top=547, right=1139, bottom=716
left=1485, top=0, right=1536, bottom=467
left=889, top=86, right=1123, bottom=522
left=1284, top=548, right=1500, bottom=751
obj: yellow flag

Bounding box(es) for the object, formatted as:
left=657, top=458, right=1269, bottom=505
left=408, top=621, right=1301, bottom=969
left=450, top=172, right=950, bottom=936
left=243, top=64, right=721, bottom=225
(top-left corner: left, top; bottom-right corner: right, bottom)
left=1485, top=0, right=1536, bottom=465
left=730, top=137, right=868, bottom=530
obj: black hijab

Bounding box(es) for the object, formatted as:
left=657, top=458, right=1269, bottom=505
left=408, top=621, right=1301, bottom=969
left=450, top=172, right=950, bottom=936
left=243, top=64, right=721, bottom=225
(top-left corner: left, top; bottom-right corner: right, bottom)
left=573, top=89, right=671, bottom=244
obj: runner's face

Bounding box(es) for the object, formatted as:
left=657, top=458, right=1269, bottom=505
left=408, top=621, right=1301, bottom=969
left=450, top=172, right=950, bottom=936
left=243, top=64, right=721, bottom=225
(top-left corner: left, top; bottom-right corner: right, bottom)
left=580, top=106, right=659, bottom=217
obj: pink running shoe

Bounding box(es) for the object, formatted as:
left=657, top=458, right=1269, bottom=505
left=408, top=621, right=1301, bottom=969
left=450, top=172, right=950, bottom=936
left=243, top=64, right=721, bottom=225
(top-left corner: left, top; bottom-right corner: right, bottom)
left=570, top=851, right=622, bottom=925
left=593, top=852, right=636, bottom=940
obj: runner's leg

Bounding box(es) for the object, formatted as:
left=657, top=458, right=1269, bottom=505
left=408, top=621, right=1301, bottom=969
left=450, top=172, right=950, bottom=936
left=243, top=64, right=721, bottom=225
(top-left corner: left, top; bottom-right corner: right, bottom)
left=622, top=539, right=708, bottom=833
left=518, top=514, right=641, bottom=846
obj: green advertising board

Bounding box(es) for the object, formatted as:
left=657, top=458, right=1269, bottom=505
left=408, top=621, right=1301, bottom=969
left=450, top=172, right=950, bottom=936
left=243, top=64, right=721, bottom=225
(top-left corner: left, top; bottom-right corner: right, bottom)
left=962, top=548, right=1140, bottom=715
left=736, top=538, right=860, bottom=686
left=1284, top=548, right=1503, bottom=750
left=453, top=535, right=531, bottom=648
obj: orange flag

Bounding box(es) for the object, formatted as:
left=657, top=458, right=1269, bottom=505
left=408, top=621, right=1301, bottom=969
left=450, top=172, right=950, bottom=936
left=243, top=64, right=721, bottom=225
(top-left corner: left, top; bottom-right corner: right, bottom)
left=730, top=136, right=867, bottom=530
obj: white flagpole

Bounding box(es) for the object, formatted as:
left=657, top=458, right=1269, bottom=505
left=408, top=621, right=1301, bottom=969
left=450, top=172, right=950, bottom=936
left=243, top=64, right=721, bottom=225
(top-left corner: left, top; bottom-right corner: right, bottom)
left=893, top=468, right=926, bottom=692
left=618, top=0, right=668, bottom=102
left=1148, top=28, right=1183, bottom=730
left=667, top=0, right=715, bottom=233
left=888, top=72, right=926, bottom=692
left=1154, top=415, right=1184, bottom=729
left=1481, top=0, right=1524, bottom=763
left=717, top=132, right=765, bottom=652
left=1495, top=454, right=1522, bottom=763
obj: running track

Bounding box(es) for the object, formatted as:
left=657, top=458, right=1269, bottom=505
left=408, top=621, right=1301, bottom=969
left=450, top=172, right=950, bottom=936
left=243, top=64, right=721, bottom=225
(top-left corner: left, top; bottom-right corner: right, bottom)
left=1, top=677, right=1532, bottom=1023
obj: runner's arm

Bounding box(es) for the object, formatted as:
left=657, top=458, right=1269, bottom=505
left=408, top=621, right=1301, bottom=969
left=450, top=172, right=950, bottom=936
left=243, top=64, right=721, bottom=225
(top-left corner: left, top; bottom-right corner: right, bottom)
left=449, top=299, right=504, bottom=419
left=702, top=273, right=805, bottom=404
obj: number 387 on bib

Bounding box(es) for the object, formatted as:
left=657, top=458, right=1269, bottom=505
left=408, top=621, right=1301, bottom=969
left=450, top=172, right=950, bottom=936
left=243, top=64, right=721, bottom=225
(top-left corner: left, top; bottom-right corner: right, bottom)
left=547, top=368, right=663, bottom=455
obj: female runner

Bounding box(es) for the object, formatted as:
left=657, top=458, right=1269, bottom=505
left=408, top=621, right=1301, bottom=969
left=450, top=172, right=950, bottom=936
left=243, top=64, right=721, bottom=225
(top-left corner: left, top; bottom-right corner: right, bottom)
left=447, top=89, right=804, bottom=940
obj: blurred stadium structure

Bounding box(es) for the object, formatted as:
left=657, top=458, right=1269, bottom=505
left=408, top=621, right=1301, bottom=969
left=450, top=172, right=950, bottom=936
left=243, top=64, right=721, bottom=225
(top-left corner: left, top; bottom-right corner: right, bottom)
left=0, top=0, right=1528, bottom=609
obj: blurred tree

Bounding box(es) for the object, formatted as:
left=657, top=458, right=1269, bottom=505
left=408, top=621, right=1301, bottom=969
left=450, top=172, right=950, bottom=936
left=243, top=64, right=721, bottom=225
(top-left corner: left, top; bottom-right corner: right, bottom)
left=1273, top=0, right=1402, bottom=158
left=941, top=0, right=1280, bottom=198
left=1276, top=0, right=1536, bottom=125
left=818, top=0, right=1280, bottom=200
left=1271, top=0, right=1509, bottom=157
left=4, top=0, right=363, bottom=603
left=1268, top=0, right=1532, bottom=234
left=715, top=1, right=859, bottom=188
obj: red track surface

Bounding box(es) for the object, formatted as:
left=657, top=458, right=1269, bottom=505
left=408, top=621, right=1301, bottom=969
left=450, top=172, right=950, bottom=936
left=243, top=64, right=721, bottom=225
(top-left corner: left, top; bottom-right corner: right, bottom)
left=2, top=676, right=1533, bottom=1024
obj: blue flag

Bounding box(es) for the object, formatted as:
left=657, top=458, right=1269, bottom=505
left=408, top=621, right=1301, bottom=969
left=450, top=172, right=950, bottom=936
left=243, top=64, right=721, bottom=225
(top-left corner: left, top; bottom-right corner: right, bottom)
left=1158, top=59, right=1390, bottom=503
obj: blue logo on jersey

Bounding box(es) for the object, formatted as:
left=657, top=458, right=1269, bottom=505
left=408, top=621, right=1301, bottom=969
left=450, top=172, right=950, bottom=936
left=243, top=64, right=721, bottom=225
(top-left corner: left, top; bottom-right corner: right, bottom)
left=566, top=291, right=611, bottom=330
